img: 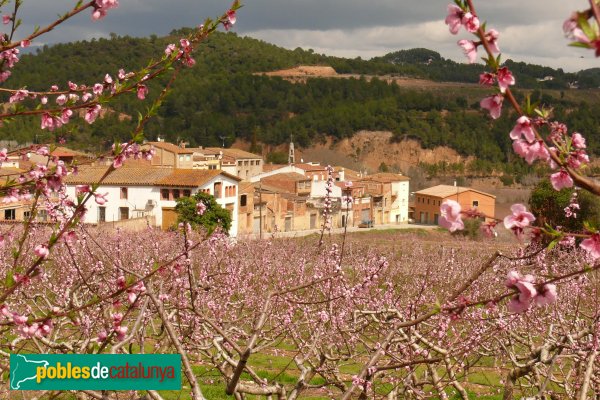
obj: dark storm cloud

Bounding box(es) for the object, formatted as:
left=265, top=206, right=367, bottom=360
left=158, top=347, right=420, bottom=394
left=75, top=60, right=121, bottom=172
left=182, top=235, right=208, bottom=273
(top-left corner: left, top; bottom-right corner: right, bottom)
left=8, top=1, right=598, bottom=71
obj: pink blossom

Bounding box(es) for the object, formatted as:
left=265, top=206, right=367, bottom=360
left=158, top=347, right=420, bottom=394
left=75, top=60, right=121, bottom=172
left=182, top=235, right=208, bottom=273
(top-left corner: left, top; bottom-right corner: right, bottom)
left=445, top=4, right=464, bottom=34
left=9, top=89, right=29, bottom=103
left=56, top=94, right=67, bottom=105
left=550, top=169, right=573, bottom=191
left=2, top=15, right=10, bottom=24
left=567, top=150, right=589, bottom=169
left=128, top=292, right=137, bottom=304
left=486, top=29, right=500, bottom=54
left=92, top=8, right=106, bottom=20
left=480, top=94, right=503, bottom=119
left=458, top=39, right=478, bottom=63
left=504, top=204, right=535, bottom=229
left=40, top=96, right=48, bottom=105
left=580, top=233, right=600, bottom=260
left=505, top=270, right=521, bottom=288
left=479, top=72, right=495, bottom=86
left=504, top=204, right=535, bottom=239
left=68, top=81, right=78, bottom=91
left=535, top=284, right=557, bottom=306
left=36, top=146, right=49, bottom=156
left=137, top=84, right=148, bottom=100
left=165, top=43, right=177, bottom=56
left=93, top=83, right=104, bottom=95
left=41, top=113, right=56, bottom=131
left=510, top=116, right=535, bottom=143
left=512, top=139, right=549, bottom=165
left=563, top=12, right=578, bottom=38
left=227, top=9, right=237, bottom=25
left=439, top=199, right=464, bottom=232
left=113, top=154, right=125, bottom=169
left=197, top=201, right=207, bottom=216
left=507, top=296, right=531, bottom=314
left=104, top=74, right=113, bottom=84
left=76, top=185, right=91, bottom=195
left=496, top=67, right=515, bottom=92
left=461, top=12, right=479, bottom=33
left=571, top=132, right=586, bottom=149
left=94, top=192, right=109, bottom=205
left=34, top=244, right=49, bottom=259
left=84, top=104, right=102, bottom=124
left=515, top=280, right=537, bottom=303
left=20, top=40, right=30, bottom=48
left=97, top=330, right=108, bottom=342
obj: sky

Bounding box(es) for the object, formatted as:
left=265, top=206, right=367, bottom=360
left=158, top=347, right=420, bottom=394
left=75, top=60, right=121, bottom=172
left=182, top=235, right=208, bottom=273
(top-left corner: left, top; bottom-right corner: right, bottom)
left=14, top=0, right=600, bottom=73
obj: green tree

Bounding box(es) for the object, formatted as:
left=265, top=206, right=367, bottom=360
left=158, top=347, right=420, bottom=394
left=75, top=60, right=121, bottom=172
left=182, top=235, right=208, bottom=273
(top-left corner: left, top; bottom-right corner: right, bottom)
left=175, top=192, right=232, bottom=233
left=529, top=179, right=600, bottom=232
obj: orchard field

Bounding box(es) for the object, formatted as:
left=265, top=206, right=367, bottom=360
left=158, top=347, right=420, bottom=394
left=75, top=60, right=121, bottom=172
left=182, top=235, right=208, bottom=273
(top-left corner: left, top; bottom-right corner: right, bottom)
left=3, top=226, right=596, bottom=399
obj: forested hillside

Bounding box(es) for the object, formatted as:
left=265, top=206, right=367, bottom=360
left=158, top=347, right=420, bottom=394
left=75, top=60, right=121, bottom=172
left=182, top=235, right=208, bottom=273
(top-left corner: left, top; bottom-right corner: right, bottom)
left=3, top=30, right=600, bottom=176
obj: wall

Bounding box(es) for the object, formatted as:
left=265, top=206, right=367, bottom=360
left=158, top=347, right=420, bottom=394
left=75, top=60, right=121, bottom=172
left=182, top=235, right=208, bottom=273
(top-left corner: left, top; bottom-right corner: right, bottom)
left=65, top=185, right=163, bottom=226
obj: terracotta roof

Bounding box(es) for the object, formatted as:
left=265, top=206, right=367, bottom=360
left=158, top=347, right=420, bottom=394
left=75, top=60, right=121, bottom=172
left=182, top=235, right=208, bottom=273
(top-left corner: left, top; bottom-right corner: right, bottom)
left=360, top=172, right=410, bottom=183
left=148, top=141, right=194, bottom=154
left=66, top=165, right=241, bottom=187
left=238, top=181, right=256, bottom=193
left=51, top=146, right=90, bottom=158
left=204, top=147, right=262, bottom=160
left=65, top=166, right=173, bottom=186
left=0, top=167, right=25, bottom=184
left=415, top=185, right=496, bottom=199
left=155, top=169, right=228, bottom=187
left=262, top=172, right=310, bottom=182
left=263, top=164, right=287, bottom=172
left=292, top=163, right=326, bottom=171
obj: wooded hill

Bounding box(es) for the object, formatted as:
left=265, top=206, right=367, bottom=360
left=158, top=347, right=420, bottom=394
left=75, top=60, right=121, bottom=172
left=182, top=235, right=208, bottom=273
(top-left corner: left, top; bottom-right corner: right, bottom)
left=3, top=30, right=600, bottom=176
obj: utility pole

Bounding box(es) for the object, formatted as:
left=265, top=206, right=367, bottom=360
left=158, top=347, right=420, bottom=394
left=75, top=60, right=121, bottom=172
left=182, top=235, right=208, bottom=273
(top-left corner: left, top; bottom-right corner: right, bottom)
left=259, top=179, right=263, bottom=240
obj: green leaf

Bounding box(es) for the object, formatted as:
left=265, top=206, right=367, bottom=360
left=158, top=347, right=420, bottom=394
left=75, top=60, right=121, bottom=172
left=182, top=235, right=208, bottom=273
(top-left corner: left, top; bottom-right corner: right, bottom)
left=5, top=271, right=14, bottom=288
left=546, top=238, right=560, bottom=252
left=578, top=14, right=596, bottom=40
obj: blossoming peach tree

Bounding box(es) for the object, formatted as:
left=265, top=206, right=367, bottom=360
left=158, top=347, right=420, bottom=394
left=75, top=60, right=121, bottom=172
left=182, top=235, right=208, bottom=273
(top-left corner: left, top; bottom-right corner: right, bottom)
left=1, top=0, right=600, bottom=399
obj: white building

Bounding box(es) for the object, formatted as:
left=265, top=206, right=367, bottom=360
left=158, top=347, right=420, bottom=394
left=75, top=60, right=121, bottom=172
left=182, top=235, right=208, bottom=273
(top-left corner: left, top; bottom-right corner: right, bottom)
left=359, top=173, right=410, bottom=224
left=65, top=165, right=241, bottom=236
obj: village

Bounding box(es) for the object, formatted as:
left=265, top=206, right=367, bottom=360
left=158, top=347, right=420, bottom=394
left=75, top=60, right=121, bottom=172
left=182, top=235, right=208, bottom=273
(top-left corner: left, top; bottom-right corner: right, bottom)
left=0, top=140, right=496, bottom=237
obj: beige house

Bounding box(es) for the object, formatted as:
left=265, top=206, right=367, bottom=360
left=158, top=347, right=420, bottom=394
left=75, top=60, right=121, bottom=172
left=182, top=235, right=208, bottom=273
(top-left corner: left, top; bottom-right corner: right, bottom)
left=414, top=185, right=496, bottom=225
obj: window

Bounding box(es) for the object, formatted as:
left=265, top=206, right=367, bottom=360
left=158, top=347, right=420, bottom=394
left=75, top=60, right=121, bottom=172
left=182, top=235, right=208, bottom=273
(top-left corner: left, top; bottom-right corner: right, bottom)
left=98, top=207, right=106, bottom=223
left=4, top=209, right=15, bottom=220
left=24, top=211, right=31, bottom=219
left=472, top=200, right=479, bottom=207
left=179, top=155, right=184, bottom=162
left=161, top=189, right=170, bottom=200
left=185, top=155, right=190, bottom=161
left=238, top=161, right=243, bottom=166
left=214, top=182, right=222, bottom=198
left=240, top=194, right=247, bottom=207
left=119, top=207, right=129, bottom=220
left=173, top=189, right=180, bottom=199
left=38, top=210, right=48, bottom=222
left=120, top=187, right=128, bottom=199
left=244, top=160, right=249, bottom=166
left=209, top=165, right=217, bottom=170
left=256, top=160, right=260, bottom=166
left=183, top=189, right=191, bottom=197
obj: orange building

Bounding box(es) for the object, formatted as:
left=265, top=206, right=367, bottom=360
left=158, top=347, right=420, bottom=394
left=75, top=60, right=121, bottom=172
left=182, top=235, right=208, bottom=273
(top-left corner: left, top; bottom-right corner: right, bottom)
left=413, top=185, right=496, bottom=225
